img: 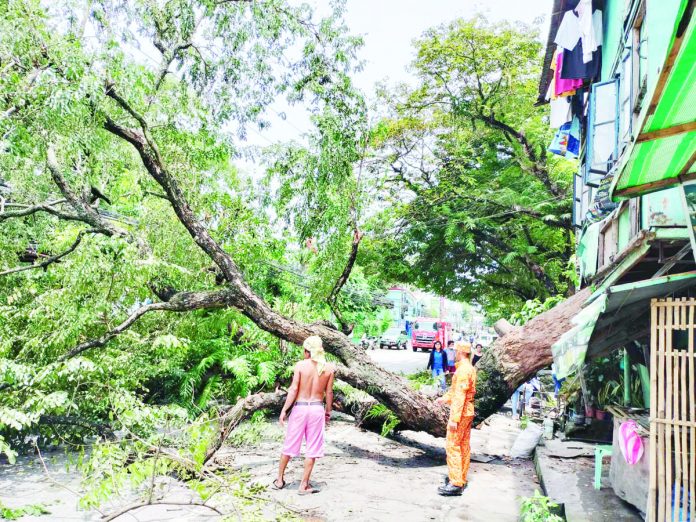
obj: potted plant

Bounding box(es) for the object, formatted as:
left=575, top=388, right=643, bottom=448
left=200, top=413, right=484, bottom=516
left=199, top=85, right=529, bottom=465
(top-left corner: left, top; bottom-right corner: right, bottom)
left=596, top=380, right=621, bottom=420
left=584, top=394, right=596, bottom=419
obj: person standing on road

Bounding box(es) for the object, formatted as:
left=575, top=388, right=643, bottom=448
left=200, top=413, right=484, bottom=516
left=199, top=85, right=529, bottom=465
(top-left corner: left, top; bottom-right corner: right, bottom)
left=436, top=341, right=476, bottom=496
left=472, top=343, right=484, bottom=366
left=274, top=336, right=335, bottom=494
left=445, top=341, right=456, bottom=374
left=427, top=341, right=448, bottom=392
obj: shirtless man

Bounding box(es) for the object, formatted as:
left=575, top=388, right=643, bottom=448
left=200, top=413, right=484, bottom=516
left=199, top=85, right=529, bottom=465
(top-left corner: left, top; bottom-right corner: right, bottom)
left=274, top=335, right=335, bottom=494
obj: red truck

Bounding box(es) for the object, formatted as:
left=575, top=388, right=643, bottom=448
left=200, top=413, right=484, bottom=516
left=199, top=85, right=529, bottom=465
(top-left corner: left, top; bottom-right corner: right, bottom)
left=410, top=317, right=452, bottom=352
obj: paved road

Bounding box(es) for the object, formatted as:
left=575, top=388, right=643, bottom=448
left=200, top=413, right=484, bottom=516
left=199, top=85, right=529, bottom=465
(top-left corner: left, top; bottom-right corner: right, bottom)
left=365, top=346, right=430, bottom=375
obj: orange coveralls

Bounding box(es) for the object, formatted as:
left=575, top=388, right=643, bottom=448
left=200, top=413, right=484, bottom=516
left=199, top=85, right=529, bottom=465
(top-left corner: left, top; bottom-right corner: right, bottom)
left=441, top=360, right=477, bottom=487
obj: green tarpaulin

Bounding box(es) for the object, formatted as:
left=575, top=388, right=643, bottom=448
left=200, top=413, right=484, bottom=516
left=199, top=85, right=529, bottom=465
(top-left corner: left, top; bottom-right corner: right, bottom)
left=613, top=2, right=696, bottom=197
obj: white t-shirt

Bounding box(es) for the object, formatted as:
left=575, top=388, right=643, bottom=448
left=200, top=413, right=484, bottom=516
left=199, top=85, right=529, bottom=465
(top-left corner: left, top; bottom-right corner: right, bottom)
left=554, top=10, right=581, bottom=51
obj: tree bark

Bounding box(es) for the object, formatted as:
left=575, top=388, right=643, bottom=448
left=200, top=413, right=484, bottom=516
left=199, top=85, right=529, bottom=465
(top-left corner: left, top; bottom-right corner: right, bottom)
left=493, top=318, right=516, bottom=337
left=473, top=287, right=591, bottom=424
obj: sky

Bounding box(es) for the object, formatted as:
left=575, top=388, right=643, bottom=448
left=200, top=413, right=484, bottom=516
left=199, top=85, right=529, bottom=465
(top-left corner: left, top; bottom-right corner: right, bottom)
left=243, top=0, right=552, bottom=150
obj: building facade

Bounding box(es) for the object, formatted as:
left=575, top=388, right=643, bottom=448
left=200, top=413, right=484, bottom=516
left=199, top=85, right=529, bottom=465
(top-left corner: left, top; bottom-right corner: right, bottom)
left=385, top=286, right=422, bottom=329
left=539, top=0, right=695, bottom=519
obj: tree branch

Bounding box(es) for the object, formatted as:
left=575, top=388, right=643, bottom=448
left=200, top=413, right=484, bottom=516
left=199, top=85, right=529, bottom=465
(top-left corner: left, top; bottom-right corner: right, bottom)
left=59, top=289, right=234, bottom=361
left=103, top=501, right=223, bottom=522
left=474, top=113, right=562, bottom=198
left=46, top=145, right=124, bottom=236
left=326, top=229, right=362, bottom=335
left=0, top=199, right=83, bottom=223
left=0, top=228, right=100, bottom=277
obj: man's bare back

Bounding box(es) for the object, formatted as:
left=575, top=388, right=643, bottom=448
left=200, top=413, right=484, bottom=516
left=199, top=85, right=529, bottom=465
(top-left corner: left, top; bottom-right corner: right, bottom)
left=294, top=359, right=336, bottom=402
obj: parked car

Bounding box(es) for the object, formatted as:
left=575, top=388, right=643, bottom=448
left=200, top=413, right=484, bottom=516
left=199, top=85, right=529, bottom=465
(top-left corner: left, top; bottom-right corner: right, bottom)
left=380, top=327, right=408, bottom=350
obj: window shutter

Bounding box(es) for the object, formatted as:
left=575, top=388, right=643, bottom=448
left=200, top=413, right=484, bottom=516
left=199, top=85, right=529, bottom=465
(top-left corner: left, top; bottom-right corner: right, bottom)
left=618, top=42, right=633, bottom=150
left=585, top=79, right=619, bottom=187
left=573, top=170, right=584, bottom=228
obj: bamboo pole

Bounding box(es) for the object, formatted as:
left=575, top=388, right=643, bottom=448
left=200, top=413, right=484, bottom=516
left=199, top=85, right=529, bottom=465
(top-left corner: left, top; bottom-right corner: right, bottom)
left=679, top=298, right=690, bottom=513
left=674, top=346, right=681, bottom=521
left=689, top=303, right=695, bottom=522
left=650, top=299, right=658, bottom=522
left=665, top=300, right=673, bottom=522
left=658, top=302, right=667, bottom=521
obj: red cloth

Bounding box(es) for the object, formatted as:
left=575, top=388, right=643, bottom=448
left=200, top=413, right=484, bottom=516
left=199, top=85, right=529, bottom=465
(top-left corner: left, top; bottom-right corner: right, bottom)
left=555, top=51, right=583, bottom=97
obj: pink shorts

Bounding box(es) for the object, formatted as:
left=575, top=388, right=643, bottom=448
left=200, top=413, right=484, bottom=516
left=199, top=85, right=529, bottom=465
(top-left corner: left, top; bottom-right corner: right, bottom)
left=282, top=404, right=325, bottom=458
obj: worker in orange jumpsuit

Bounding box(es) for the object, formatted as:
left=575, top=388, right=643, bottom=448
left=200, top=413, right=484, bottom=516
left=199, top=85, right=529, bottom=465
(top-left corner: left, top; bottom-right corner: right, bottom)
left=436, top=341, right=476, bottom=496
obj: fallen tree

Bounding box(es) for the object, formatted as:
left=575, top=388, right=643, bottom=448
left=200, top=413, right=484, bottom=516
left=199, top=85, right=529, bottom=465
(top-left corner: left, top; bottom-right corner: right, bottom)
left=0, top=1, right=584, bottom=441
left=473, top=287, right=591, bottom=424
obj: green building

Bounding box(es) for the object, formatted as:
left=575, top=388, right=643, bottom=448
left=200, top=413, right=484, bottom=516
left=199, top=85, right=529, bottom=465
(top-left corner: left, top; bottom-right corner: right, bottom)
left=538, top=0, right=695, bottom=518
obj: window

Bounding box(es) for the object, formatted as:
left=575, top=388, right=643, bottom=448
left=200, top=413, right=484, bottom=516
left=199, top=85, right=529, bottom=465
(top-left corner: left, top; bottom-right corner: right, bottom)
left=618, top=44, right=633, bottom=150
left=618, top=0, right=647, bottom=146
left=585, top=79, right=619, bottom=186
left=573, top=171, right=583, bottom=228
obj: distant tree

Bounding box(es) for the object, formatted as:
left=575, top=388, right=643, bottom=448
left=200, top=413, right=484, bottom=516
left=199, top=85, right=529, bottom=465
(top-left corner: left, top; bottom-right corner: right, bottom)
left=367, top=17, right=577, bottom=320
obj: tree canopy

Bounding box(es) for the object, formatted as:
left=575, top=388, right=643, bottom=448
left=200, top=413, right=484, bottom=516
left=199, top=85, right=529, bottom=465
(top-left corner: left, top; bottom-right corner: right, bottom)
left=0, top=3, right=577, bottom=497
left=364, top=18, right=577, bottom=320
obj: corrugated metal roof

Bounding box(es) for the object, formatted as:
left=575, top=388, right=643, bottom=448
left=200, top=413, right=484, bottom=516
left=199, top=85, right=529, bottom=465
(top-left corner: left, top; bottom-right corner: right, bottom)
left=552, top=270, right=696, bottom=377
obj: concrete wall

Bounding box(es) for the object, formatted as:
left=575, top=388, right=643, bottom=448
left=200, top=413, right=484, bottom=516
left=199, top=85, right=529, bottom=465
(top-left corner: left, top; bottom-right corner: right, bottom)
left=641, top=186, right=687, bottom=228
left=646, top=0, right=685, bottom=94
left=609, top=417, right=649, bottom=515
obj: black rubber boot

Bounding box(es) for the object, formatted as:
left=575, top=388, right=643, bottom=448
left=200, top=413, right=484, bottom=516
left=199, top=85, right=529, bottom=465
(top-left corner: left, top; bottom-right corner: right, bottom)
left=437, top=483, right=465, bottom=496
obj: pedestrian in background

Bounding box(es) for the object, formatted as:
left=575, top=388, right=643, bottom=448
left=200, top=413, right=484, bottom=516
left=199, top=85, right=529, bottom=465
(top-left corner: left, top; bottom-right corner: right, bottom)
left=472, top=343, right=484, bottom=366
left=445, top=340, right=457, bottom=374
left=427, top=341, right=448, bottom=392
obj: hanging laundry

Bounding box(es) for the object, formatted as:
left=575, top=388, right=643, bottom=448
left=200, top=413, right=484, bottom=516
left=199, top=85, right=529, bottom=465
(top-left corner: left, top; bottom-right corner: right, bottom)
left=561, top=45, right=602, bottom=80
left=566, top=116, right=581, bottom=158
left=549, top=96, right=572, bottom=128
left=554, top=3, right=603, bottom=80
left=554, top=9, right=581, bottom=52
left=570, top=87, right=586, bottom=121
left=554, top=49, right=583, bottom=96
left=549, top=121, right=572, bottom=157
left=592, top=9, right=603, bottom=49
left=576, top=0, right=596, bottom=63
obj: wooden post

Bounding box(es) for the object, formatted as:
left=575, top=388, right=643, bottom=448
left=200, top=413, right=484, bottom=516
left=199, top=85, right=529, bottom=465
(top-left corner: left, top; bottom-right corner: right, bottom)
left=658, top=302, right=666, bottom=521
left=665, top=299, right=673, bottom=522
left=650, top=299, right=658, bottom=522
left=689, top=302, right=695, bottom=522
left=679, top=298, right=692, bottom=520
left=624, top=347, right=631, bottom=406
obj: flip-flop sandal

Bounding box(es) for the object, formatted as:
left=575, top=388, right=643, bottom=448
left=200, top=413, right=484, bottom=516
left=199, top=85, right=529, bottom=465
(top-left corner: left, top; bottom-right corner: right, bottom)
left=297, top=487, right=319, bottom=495
left=272, top=478, right=286, bottom=490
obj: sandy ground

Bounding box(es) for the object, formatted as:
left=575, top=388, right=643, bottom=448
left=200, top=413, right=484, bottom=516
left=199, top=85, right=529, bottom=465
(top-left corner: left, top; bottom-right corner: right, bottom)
left=217, top=412, right=539, bottom=522
left=1, top=352, right=534, bottom=521
left=0, top=413, right=538, bottom=521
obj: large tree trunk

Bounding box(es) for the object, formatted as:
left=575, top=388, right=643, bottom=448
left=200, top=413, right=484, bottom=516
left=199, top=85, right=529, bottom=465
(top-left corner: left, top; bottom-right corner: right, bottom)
left=473, top=287, right=591, bottom=424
